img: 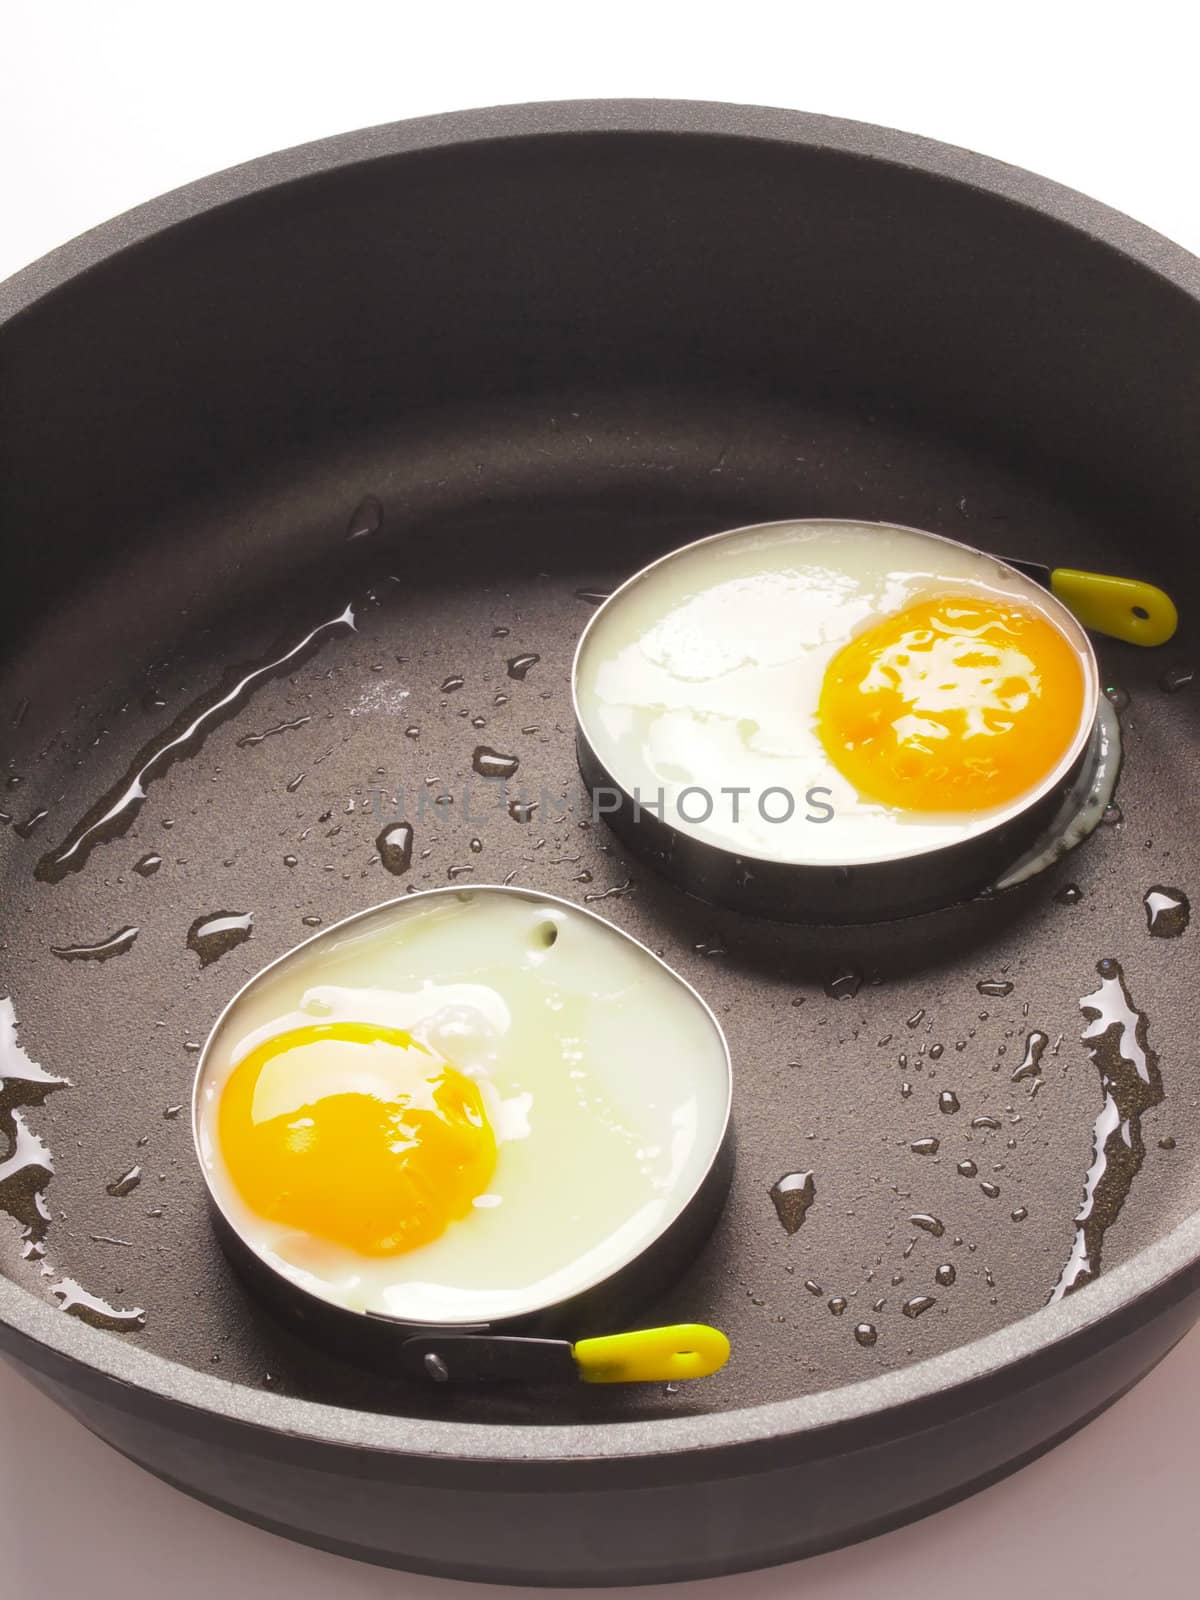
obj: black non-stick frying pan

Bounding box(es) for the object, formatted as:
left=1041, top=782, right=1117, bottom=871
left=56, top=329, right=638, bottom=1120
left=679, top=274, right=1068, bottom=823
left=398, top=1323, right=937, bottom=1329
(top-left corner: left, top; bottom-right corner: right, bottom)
left=1, top=100, right=1199, bottom=1586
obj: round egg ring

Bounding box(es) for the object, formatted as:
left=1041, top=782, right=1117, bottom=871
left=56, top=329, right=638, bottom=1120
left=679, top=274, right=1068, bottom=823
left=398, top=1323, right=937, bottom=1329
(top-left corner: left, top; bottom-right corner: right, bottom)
left=191, top=885, right=734, bottom=1377
left=573, top=518, right=1103, bottom=926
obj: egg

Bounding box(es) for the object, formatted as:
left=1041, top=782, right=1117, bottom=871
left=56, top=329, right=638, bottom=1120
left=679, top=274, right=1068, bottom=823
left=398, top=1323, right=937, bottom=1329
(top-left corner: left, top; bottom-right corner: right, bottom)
left=573, top=519, right=1096, bottom=867
left=196, top=888, right=730, bottom=1324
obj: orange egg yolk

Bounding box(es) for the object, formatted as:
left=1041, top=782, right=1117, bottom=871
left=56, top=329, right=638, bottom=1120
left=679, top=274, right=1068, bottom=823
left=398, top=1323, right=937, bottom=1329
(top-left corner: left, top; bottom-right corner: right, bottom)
left=217, top=1021, right=497, bottom=1256
left=817, top=594, right=1085, bottom=813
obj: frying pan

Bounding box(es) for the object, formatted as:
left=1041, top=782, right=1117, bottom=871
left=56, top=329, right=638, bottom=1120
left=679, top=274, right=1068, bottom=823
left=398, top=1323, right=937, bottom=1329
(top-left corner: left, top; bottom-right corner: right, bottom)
left=1, top=99, right=1199, bottom=1586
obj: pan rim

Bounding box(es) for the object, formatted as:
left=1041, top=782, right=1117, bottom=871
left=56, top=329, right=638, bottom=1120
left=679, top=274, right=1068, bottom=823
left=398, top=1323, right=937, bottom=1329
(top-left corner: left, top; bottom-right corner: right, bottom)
left=2, top=95, right=1198, bottom=1471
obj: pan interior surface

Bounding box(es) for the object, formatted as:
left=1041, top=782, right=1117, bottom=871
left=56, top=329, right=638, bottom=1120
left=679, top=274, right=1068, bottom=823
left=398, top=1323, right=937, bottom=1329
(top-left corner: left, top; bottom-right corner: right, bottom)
left=2, top=114, right=1199, bottom=1444
left=3, top=396, right=1198, bottom=1428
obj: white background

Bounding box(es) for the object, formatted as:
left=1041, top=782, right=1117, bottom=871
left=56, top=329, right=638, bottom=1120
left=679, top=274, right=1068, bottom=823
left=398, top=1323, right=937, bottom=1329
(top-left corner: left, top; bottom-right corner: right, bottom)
left=2, top=4, right=1198, bottom=1596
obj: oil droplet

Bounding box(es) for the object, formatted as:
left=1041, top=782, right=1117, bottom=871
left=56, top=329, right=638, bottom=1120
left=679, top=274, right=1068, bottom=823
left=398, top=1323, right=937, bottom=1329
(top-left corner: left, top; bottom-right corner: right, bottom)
left=283, top=853, right=298, bottom=868
left=187, top=911, right=253, bottom=967
left=52, top=1278, right=146, bottom=1332
left=900, top=1081, right=913, bottom=1098
left=906, top=1009, right=926, bottom=1029
left=804, top=1279, right=823, bottom=1296
left=377, top=822, right=414, bottom=876
left=902, top=1295, right=935, bottom=1319
left=828, top=1296, right=847, bottom=1316
left=935, top=1263, right=956, bottom=1287
left=980, top=1181, right=1001, bottom=1198
left=1159, top=1135, right=1176, bottom=1150
left=854, top=1322, right=878, bottom=1347
left=1011, top=1206, right=1028, bottom=1222
left=575, top=589, right=610, bottom=606
left=970, top=1115, right=1000, bottom=1131
left=164, top=1104, right=183, bottom=1120
left=50, top=926, right=139, bottom=963
left=910, top=1137, right=939, bottom=1156
left=1159, top=663, right=1195, bottom=693
left=1101, top=802, right=1123, bottom=827
left=769, top=1170, right=816, bottom=1234
left=36, top=606, right=355, bottom=883
left=236, top=715, right=312, bottom=749
left=346, top=495, right=382, bottom=540
left=938, top=1090, right=960, bottom=1115
left=909, top=1213, right=945, bottom=1237
left=824, top=968, right=862, bottom=1000
left=1052, top=958, right=1162, bottom=1299
left=506, top=654, right=540, bottom=681
left=694, top=935, right=727, bottom=958
left=404, top=725, right=420, bottom=740
left=106, top=1165, right=142, bottom=1197
left=301, top=915, right=322, bottom=927
left=928, top=1042, right=944, bottom=1061
left=957, top=1158, right=978, bottom=1177
left=133, top=852, right=163, bottom=877
left=1144, top=885, right=1190, bottom=938
left=447, top=865, right=473, bottom=881
left=507, top=798, right=539, bottom=824
left=472, top=747, right=519, bottom=780
left=977, top=979, right=1013, bottom=998
left=1055, top=883, right=1083, bottom=905
left=1104, top=684, right=1130, bottom=711
left=1011, top=1030, right=1049, bottom=1084
left=441, top=675, right=465, bottom=693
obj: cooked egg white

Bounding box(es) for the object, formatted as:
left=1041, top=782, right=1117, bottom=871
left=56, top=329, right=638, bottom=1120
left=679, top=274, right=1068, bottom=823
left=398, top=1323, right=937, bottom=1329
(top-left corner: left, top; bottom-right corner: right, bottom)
left=573, top=519, right=1096, bottom=866
left=196, top=889, right=729, bottom=1323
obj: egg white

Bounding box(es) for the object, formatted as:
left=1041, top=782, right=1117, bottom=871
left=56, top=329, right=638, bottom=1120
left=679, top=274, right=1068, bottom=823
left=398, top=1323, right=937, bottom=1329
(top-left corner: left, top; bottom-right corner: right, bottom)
left=197, top=889, right=729, bottom=1323
left=573, top=519, right=1096, bottom=866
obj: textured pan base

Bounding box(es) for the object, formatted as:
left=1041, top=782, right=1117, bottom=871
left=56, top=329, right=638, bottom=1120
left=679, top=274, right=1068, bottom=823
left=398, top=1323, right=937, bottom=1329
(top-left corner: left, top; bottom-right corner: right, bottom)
left=2, top=389, right=1198, bottom=1428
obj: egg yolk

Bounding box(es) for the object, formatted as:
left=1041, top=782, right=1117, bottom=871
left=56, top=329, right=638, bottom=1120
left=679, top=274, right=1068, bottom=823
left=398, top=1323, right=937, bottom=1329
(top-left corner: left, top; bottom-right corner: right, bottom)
left=817, top=594, right=1084, bottom=813
left=217, top=1022, right=497, bottom=1256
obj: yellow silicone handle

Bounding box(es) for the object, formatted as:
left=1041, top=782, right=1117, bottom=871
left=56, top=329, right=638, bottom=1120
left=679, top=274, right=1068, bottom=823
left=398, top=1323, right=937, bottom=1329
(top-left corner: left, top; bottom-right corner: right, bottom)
left=1049, top=568, right=1178, bottom=647
left=573, top=1323, right=730, bottom=1384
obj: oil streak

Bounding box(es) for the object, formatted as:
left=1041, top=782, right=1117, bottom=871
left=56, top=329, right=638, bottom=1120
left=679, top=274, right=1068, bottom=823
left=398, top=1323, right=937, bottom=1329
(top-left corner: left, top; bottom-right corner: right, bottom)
left=51, top=1278, right=146, bottom=1332
left=346, top=495, right=383, bottom=541
left=51, top=926, right=139, bottom=963
left=583, top=880, right=635, bottom=904
left=0, top=997, right=68, bottom=1251
left=1051, top=959, right=1163, bottom=1300
left=36, top=606, right=355, bottom=882
left=1, top=1002, right=144, bottom=1330
left=236, top=715, right=313, bottom=749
